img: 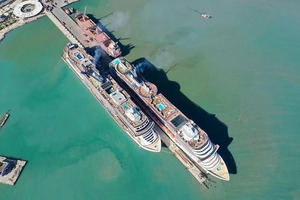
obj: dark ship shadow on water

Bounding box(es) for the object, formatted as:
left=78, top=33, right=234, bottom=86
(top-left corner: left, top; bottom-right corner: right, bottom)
left=132, top=58, right=237, bottom=174
left=87, top=14, right=135, bottom=57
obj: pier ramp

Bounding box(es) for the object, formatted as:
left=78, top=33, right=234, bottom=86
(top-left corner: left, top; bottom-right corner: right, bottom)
left=46, top=10, right=84, bottom=47
left=159, top=129, right=210, bottom=188
left=44, top=1, right=96, bottom=48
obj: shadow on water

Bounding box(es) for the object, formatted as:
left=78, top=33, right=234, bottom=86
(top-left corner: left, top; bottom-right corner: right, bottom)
left=84, top=46, right=111, bottom=69
left=87, top=14, right=135, bottom=56
left=132, top=58, right=237, bottom=174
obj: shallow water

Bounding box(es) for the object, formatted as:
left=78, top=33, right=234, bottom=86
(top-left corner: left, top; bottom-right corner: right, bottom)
left=1, top=0, right=300, bottom=199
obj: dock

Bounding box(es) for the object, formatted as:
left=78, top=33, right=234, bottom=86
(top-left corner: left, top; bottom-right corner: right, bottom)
left=159, top=131, right=210, bottom=188
left=0, top=156, right=26, bottom=186
left=42, top=0, right=96, bottom=48
left=45, top=10, right=84, bottom=48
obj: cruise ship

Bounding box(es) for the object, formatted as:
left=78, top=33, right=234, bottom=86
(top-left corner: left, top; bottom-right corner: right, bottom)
left=109, top=57, right=229, bottom=180
left=75, top=12, right=122, bottom=58
left=62, top=44, right=161, bottom=152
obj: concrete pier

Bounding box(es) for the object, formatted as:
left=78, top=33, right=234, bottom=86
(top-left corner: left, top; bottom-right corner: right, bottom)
left=46, top=10, right=84, bottom=47
left=158, top=129, right=210, bottom=188
left=42, top=0, right=96, bottom=48
left=0, top=156, right=26, bottom=186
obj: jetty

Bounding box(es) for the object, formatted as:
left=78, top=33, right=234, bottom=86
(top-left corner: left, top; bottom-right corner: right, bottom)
left=159, top=129, right=210, bottom=188
left=0, top=156, right=26, bottom=185
left=45, top=7, right=84, bottom=47
left=43, top=0, right=96, bottom=48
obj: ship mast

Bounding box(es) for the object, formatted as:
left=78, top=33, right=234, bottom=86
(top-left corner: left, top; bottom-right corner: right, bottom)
left=84, top=6, right=87, bottom=17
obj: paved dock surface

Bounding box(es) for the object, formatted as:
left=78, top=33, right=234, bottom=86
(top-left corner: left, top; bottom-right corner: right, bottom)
left=0, top=156, right=26, bottom=186
left=51, top=8, right=91, bottom=47
left=159, top=129, right=210, bottom=188
left=43, top=0, right=96, bottom=48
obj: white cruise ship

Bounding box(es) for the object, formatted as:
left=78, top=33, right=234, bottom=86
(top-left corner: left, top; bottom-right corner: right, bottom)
left=109, top=57, right=229, bottom=180
left=63, top=44, right=161, bottom=152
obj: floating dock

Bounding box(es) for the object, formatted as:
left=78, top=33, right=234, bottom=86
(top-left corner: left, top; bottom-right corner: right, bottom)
left=0, top=156, right=26, bottom=186
left=44, top=0, right=94, bottom=48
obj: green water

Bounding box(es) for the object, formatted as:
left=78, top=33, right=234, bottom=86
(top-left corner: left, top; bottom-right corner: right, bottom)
left=0, top=0, right=299, bottom=199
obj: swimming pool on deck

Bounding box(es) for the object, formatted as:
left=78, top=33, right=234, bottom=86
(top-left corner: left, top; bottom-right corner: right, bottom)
left=157, top=102, right=166, bottom=111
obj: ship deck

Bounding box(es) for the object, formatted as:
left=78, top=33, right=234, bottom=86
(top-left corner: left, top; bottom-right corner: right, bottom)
left=115, top=64, right=210, bottom=149
left=65, top=46, right=151, bottom=136
left=102, top=77, right=150, bottom=131
left=76, top=16, right=111, bottom=44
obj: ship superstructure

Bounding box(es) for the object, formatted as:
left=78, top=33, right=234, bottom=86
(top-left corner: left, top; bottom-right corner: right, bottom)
left=109, top=57, right=229, bottom=180
left=75, top=12, right=122, bottom=58
left=63, top=44, right=161, bottom=152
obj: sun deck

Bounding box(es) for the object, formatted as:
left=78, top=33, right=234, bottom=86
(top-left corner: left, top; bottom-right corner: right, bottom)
left=114, top=57, right=133, bottom=74
left=111, top=58, right=210, bottom=149
left=103, top=77, right=150, bottom=133
left=178, top=126, right=208, bottom=149
left=151, top=94, right=178, bottom=121
left=67, top=44, right=92, bottom=65
left=111, top=58, right=158, bottom=98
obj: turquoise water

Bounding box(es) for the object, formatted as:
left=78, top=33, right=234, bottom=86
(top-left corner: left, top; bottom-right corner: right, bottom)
left=1, top=0, right=300, bottom=199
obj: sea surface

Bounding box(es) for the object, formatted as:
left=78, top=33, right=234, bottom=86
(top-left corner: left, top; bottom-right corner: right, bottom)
left=0, top=0, right=300, bottom=199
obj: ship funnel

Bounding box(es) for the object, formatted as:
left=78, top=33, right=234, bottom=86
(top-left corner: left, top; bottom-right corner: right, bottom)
left=84, top=6, right=87, bottom=17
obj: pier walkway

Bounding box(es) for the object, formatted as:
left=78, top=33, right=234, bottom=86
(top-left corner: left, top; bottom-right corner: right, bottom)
left=159, top=132, right=209, bottom=188
left=43, top=0, right=95, bottom=48
left=46, top=10, right=84, bottom=47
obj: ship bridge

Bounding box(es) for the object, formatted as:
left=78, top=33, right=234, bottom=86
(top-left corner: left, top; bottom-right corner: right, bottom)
left=109, top=90, right=127, bottom=105
left=124, top=105, right=142, bottom=122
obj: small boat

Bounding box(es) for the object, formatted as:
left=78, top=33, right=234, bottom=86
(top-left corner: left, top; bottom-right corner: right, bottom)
left=65, top=8, right=74, bottom=15
left=201, top=13, right=212, bottom=19
left=189, top=8, right=212, bottom=19
left=0, top=111, right=10, bottom=128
